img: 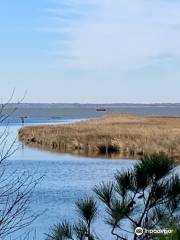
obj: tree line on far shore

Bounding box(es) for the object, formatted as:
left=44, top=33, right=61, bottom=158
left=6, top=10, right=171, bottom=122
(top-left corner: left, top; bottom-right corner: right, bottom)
left=0, top=98, right=179, bottom=240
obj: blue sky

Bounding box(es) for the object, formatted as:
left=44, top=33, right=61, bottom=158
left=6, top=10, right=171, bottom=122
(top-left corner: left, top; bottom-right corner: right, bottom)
left=1, top=0, right=180, bottom=103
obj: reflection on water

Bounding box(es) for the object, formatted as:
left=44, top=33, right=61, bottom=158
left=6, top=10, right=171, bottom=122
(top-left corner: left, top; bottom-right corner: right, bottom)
left=2, top=116, right=180, bottom=240
left=1, top=119, right=136, bottom=240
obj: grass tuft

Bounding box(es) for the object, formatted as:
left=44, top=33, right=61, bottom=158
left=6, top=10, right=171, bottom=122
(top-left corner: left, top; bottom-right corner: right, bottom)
left=18, top=113, right=180, bottom=161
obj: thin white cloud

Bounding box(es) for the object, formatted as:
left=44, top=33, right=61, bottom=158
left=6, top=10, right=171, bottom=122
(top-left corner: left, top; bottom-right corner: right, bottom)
left=42, top=0, right=180, bottom=70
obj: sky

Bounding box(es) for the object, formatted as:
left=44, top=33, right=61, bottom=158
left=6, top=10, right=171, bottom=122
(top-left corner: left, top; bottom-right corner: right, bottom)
left=0, top=0, right=180, bottom=103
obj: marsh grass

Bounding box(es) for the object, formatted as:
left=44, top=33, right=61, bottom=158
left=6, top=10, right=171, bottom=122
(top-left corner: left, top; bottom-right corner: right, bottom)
left=18, top=114, right=180, bottom=161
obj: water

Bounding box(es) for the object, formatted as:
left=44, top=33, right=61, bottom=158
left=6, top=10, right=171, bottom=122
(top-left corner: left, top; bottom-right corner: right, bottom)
left=1, top=104, right=180, bottom=240
left=0, top=118, right=135, bottom=240
left=4, top=103, right=180, bottom=119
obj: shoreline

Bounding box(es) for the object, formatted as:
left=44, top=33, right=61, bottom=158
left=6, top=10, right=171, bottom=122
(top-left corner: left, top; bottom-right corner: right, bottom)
left=18, top=113, right=180, bottom=162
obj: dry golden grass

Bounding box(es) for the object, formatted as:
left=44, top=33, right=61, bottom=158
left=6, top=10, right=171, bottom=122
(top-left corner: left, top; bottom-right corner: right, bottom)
left=18, top=114, right=180, bottom=161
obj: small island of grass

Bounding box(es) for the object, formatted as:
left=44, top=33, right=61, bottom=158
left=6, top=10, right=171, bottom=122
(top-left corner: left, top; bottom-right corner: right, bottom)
left=18, top=114, right=180, bottom=161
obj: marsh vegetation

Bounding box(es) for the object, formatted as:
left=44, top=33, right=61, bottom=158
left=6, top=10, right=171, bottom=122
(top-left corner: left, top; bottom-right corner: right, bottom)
left=19, top=114, right=180, bottom=161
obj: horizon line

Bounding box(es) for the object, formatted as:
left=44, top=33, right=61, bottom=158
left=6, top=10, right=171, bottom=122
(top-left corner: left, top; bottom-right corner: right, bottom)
left=5, top=102, right=180, bottom=105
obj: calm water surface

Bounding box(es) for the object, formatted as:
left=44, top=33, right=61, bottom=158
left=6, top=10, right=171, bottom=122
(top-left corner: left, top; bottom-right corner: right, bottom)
left=2, top=115, right=180, bottom=240
left=1, top=118, right=135, bottom=240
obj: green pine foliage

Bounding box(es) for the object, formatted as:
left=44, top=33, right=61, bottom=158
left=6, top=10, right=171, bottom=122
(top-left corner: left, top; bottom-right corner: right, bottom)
left=46, top=152, right=180, bottom=240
